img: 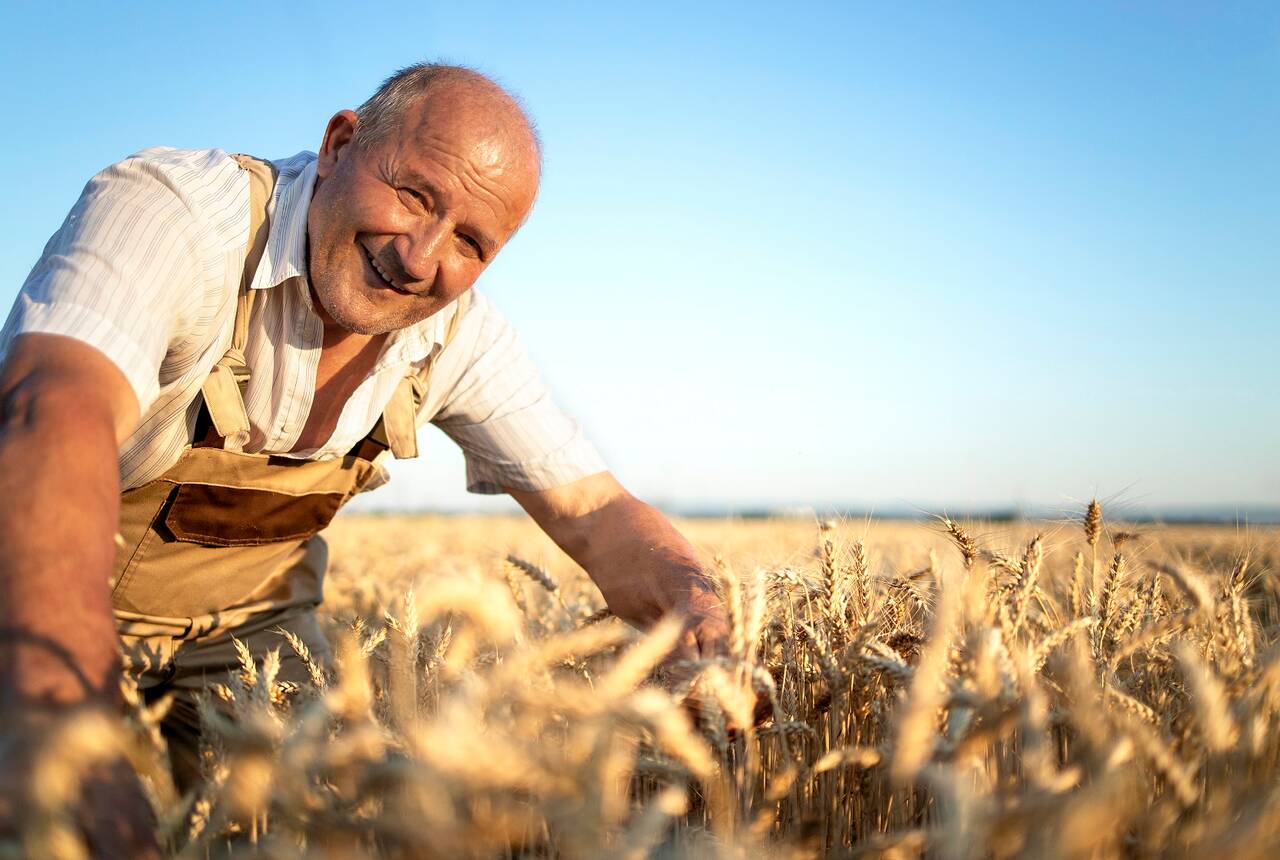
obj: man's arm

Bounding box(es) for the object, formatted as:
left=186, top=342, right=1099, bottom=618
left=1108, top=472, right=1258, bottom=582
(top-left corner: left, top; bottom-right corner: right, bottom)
left=0, top=334, right=168, bottom=856
left=0, top=333, right=139, bottom=710
left=506, top=472, right=729, bottom=660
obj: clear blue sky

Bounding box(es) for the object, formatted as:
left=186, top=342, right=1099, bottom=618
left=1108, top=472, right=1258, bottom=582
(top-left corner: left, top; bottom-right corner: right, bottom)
left=1, top=1, right=1276, bottom=517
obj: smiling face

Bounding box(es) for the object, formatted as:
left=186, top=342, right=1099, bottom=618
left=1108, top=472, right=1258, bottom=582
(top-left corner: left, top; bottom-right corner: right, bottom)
left=307, top=87, right=540, bottom=335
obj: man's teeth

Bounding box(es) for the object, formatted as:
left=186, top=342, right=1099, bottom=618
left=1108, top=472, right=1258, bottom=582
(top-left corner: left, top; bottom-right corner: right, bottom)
left=368, top=249, right=398, bottom=289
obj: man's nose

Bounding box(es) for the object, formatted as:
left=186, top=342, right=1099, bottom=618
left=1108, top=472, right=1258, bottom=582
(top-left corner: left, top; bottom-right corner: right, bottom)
left=396, top=219, right=450, bottom=284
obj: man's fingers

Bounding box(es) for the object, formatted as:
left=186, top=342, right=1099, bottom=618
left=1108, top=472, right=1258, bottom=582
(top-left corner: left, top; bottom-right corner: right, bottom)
left=684, top=613, right=769, bottom=731
left=690, top=615, right=731, bottom=660
left=676, top=629, right=700, bottom=662
left=80, top=758, right=162, bottom=859
left=660, top=628, right=702, bottom=691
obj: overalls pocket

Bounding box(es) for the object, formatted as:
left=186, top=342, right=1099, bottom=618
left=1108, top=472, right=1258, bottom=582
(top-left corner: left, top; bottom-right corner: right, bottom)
left=111, top=450, right=378, bottom=617
left=163, top=483, right=346, bottom=546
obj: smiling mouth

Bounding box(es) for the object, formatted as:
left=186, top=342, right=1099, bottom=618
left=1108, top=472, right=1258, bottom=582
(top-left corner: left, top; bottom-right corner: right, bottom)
left=360, top=243, right=414, bottom=296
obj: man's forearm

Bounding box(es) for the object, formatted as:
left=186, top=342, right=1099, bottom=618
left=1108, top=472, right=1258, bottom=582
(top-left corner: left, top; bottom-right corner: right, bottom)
left=0, top=387, right=124, bottom=710
left=510, top=473, right=730, bottom=660
left=573, top=496, right=712, bottom=624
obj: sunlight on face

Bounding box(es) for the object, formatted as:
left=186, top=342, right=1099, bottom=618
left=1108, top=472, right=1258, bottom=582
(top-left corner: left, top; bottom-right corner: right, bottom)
left=307, top=88, right=540, bottom=336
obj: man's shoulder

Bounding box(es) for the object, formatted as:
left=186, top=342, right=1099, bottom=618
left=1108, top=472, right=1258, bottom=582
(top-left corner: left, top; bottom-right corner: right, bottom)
left=123, top=144, right=235, bottom=170
left=120, top=145, right=315, bottom=179
left=114, top=145, right=243, bottom=198
left=91, top=146, right=251, bottom=256
left=94, top=147, right=311, bottom=257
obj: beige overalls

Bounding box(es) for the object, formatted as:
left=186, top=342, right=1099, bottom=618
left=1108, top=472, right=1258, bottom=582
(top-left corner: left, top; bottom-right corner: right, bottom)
left=109, top=155, right=466, bottom=786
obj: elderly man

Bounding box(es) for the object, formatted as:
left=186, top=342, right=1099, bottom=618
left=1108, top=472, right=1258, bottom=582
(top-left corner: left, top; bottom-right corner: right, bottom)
left=0, top=63, right=726, bottom=852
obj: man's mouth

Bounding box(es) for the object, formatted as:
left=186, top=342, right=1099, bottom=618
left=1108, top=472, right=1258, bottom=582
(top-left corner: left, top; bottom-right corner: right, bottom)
left=360, top=243, right=414, bottom=296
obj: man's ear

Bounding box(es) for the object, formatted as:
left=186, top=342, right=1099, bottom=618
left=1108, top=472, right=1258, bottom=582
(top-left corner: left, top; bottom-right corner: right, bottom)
left=316, top=110, right=359, bottom=179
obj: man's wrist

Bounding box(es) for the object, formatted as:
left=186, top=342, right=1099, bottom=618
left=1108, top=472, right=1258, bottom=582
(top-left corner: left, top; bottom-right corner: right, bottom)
left=621, top=566, right=722, bottom=627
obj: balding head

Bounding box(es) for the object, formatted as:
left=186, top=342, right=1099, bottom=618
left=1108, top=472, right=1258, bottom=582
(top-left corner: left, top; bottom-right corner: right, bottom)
left=352, top=63, right=540, bottom=173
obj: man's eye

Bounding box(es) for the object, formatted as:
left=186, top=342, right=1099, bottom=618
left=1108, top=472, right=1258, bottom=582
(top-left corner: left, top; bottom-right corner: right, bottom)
left=399, top=187, right=429, bottom=209
left=457, top=233, right=483, bottom=259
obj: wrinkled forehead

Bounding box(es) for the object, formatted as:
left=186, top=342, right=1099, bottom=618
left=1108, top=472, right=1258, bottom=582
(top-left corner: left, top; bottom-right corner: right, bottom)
left=407, top=86, right=539, bottom=176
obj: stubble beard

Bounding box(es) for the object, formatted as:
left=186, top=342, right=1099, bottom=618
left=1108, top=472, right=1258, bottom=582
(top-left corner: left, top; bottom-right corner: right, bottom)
left=309, top=264, right=440, bottom=337
left=311, top=277, right=403, bottom=336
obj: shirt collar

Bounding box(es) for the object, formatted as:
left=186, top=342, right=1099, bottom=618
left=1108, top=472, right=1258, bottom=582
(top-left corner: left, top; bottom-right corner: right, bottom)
left=247, top=151, right=449, bottom=366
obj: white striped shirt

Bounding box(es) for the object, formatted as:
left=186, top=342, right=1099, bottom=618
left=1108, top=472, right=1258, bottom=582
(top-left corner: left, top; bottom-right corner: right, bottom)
left=1, top=147, right=606, bottom=494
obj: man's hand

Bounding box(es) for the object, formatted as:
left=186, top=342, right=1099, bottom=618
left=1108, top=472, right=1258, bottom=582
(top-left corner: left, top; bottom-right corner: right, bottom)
left=510, top=474, right=771, bottom=731
left=507, top=472, right=730, bottom=663
left=508, top=474, right=774, bottom=730
left=0, top=710, right=161, bottom=859
left=668, top=570, right=730, bottom=667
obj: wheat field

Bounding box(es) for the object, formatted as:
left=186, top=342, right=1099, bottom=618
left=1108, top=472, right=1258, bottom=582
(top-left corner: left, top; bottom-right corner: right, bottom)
left=9, top=506, right=1280, bottom=859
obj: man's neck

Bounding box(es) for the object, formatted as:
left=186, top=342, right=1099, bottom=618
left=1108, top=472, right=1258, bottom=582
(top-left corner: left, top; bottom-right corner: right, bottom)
left=306, top=280, right=385, bottom=358
left=310, top=291, right=388, bottom=406
left=289, top=326, right=387, bottom=454
left=287, top=286, right=389, bottom=453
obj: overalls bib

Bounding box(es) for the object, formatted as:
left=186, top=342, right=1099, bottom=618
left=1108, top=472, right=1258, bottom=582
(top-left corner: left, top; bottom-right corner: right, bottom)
left=109, top=154, right=467, bottom=784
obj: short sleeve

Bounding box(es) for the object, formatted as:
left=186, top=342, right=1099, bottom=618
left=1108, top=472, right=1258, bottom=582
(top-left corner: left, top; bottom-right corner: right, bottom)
left=0, top=151, right=232, bottom=412
left=428, top=293, right=608, bottom=494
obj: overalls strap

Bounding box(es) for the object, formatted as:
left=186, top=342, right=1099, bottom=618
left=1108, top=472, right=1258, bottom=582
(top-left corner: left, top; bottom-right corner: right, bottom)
left=376, top=288, right=474, bottom=459
left=199, top=154, right=277, bottom=449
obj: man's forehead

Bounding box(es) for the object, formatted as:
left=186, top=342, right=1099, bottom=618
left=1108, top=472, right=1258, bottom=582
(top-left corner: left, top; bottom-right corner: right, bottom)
left=402, top=83, right=538, bottom=162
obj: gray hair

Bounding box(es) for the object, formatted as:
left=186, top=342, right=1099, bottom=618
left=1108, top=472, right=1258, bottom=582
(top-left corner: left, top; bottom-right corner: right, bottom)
left=352, top=62, right=540, bottom=160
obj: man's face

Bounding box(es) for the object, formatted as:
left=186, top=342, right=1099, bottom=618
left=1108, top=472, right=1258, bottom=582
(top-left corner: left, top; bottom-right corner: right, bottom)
left=307, top=93, right=539, bottom=335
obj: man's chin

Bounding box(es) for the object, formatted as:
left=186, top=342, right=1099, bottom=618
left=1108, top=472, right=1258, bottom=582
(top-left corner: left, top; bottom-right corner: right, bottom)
left=311, top=284, right=382, bottom=335
left=329, top=312, right=389, bottom=337
left=313, top=282, right=429, bottom=336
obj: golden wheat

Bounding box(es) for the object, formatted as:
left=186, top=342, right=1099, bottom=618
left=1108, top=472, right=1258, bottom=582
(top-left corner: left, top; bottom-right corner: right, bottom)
left=2, top=509, right=1278, bottom=858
